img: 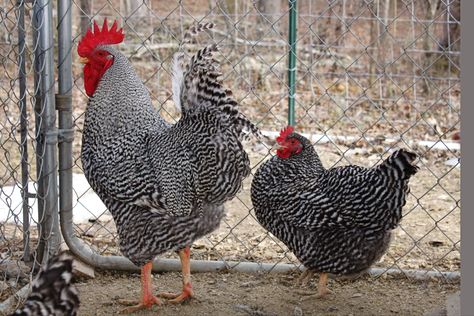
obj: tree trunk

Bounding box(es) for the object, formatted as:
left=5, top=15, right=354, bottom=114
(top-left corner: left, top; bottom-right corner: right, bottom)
left=368, top=0, right=378, bottom=86
left=422, top=0, right=440, bottom=94
left=122, top=0, right=149, bottom=19
left=79, top=0, right=91, bottom=36
left=377, top=0, right=391, bottom=97
left=257, top=0, right=282, bottom=34
left=440, top=0, right=460, bottom=51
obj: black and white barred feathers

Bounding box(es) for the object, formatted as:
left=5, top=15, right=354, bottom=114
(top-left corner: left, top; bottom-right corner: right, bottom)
left=81, top=22, right=258, bottom=266
left=251, top=132, right=418, bottom=276
left=11, top=253, right=79, bottom=316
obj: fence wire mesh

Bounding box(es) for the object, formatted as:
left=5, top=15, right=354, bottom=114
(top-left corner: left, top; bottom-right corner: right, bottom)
left=0, top=0, right=461, bottom=305
left=1, top=0, right=60, bottom=305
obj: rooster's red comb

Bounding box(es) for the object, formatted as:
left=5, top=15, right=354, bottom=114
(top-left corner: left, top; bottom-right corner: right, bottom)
left=276, top=126, right=294, bottom=143
left=77, top=18, right=124, bottom=57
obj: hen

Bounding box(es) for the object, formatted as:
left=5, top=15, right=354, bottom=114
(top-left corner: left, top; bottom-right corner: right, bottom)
left=77, top=20, right=258, bottom=313
left=11, top=253, right=79, bottom=316
left=251, top=126, right=418, bottom=297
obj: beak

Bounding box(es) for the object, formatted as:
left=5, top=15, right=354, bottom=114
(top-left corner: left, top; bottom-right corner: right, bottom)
left=79, top=57, right=89, bottom=64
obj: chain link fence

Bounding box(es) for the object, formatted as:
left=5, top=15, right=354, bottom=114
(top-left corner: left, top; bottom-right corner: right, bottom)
left=0, top=0, right=461, bottom=309
left=1, top=0, right=61, bottom=307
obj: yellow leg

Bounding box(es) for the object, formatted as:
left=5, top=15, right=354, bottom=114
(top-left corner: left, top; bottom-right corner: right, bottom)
left=118, top=262, right=161, bottom=313
left=316, top=272, right=333, bottom=299
left=297, top=269, right=315, bottom=286
left=157, top=246, right=194, bottom=303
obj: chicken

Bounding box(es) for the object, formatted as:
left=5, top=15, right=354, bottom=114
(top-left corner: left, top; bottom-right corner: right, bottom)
left=11, top=253, right=79, bottom=316
left=77, top=20, right=258, bottom=313
left=251, top=126, right=418, bottom=298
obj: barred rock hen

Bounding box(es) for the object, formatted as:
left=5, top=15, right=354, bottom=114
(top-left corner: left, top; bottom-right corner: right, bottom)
left=251, top=126, right=418, bottom=298
left=11, top=253, right=79, bottom=316
left=77, top=20, right=258, bottom=313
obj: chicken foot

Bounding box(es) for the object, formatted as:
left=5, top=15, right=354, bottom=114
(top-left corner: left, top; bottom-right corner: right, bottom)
left=157, top=246, right=195, bottom=303
left=297, top=269, right=315, bottom=286
left=117, top=261, right=161, bottom=313
left=299, top=272, right=334, bottom=300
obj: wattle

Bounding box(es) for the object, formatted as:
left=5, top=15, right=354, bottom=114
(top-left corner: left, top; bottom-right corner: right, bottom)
left=83, top=58, right=113, bottom=97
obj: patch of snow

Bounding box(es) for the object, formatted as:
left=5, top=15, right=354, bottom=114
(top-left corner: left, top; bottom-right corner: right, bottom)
left=0, top=173, right=107, bottom=224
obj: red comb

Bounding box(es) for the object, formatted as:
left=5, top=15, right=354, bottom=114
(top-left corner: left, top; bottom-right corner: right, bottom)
left=276, top=126, right=294, bottom=143
left=77, top=18, right=125, bottom=57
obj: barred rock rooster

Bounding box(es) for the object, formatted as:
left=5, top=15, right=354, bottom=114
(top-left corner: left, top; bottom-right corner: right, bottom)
left=77, top=20, right=258, bottom=313
left=251, top=126, right=418, bottom=298
left=11, top=253, right=79, bottom=316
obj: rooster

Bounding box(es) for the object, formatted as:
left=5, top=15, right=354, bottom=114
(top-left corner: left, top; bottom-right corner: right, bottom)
left=77, top=20, right=258, bottom=313
left=251, top=126, right=418, bottom=298
left=11, top=253, right=79, bottom=316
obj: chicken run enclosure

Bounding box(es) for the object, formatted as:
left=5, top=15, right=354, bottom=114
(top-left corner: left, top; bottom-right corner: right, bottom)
left=0, top=0, right=461, bottom=314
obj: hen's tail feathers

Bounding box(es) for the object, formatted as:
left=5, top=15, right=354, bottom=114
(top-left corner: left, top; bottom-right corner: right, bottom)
left=11, top=253, right=80, bottom=316
left=381, top=149, right=419, bottom=179
left=172, top=24, right=260, bottom=140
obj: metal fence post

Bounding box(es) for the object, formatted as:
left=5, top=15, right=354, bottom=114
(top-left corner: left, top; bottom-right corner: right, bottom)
left=57, top=0, right=75, bottom=253
left=287, top=0, right=297, bottom=126
left=32, top=0, right=60, bottom=264
left=17, top=0, right=31, bottom=263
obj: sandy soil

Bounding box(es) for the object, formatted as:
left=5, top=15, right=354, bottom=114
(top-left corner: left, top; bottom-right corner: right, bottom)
left=75, top=270, right=459, bottom=316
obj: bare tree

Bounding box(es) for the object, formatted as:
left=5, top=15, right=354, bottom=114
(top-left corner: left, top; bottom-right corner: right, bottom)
left=368, top=0, right=378, bottom=85
left=378, top=0, right=391, bottom=96
left=79, top=0, right=91, bottom=36
left=257, top=0, right=282, bottom=34
left=440, top=0, right=460, bottom=51
left=421, top=0, right=441, bottom=93
left=122, top=0, right=149, bottom=19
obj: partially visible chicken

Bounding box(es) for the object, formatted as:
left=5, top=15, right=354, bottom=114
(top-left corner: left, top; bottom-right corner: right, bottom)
left=11, top=253, right=79, bottom=316
left=77, top=20, right=258, bottom=313
left=251, top=126, right=418, bottom=298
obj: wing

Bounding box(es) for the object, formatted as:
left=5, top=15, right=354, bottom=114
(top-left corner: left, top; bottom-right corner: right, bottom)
left=270, top=165, right=407, bottom=232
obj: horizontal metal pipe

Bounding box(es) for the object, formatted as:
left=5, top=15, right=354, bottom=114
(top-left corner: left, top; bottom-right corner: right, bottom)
left=152, top=259, right=460, bottom=282
left=0, top=284, right=30, bottom=313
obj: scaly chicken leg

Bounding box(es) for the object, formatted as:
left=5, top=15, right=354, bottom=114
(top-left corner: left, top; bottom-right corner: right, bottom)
left=297, top=269, right=315, bottom=286
left=157, top=246, right=194, bottom=303
left=316, top=272, right=333, bottom=298
left=118, top=262, right=161, bottom=313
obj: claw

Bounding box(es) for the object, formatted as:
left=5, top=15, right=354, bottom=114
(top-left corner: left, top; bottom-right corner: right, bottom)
left=117, top=262, right=161, bottom=314
left=118, top=296, right=161, bottom=314
left=158, top=282, right=194, bottom=304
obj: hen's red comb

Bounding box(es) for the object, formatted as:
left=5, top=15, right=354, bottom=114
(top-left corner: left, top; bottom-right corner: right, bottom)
left=276, top=126, right=294, bottom=143
left=77, top=18, right=124, bottom=57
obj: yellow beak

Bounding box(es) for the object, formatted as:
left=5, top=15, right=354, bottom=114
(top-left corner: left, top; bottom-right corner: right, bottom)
left=79, top=57, right=89, bottom=64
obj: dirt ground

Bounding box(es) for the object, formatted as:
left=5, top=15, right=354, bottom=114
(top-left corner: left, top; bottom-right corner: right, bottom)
left=75, top=270, right=459, bottom=316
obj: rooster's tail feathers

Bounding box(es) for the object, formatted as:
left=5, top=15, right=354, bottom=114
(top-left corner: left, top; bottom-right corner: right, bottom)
left=182, top=22, right=215, bottom=44
left=172, top=24, right=260, bottom=140
left=172, top=22, right=215, bottom=112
